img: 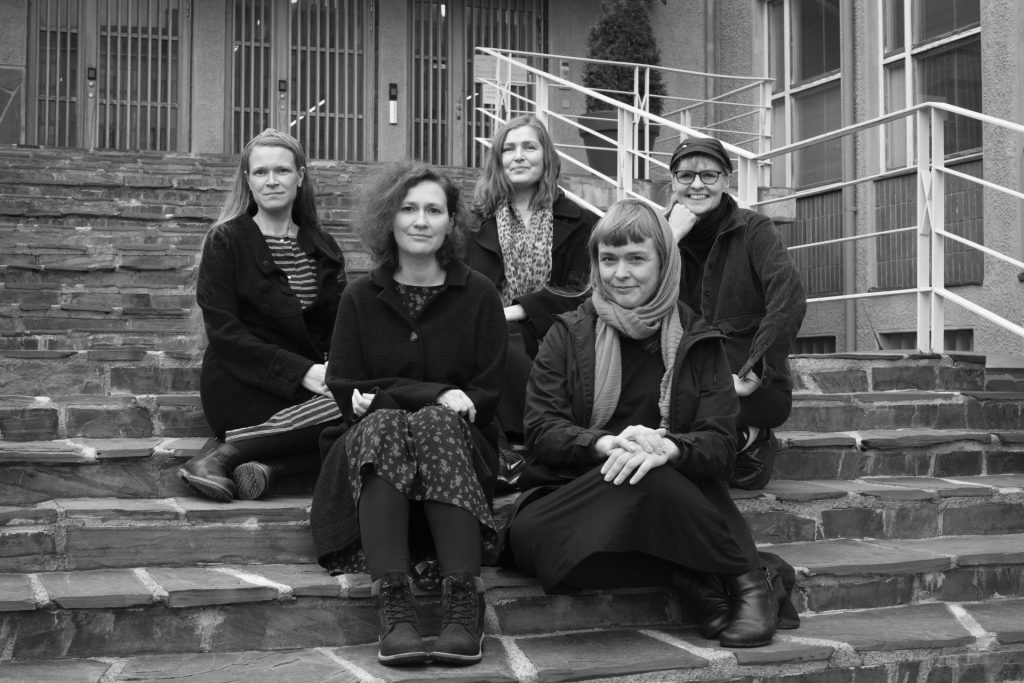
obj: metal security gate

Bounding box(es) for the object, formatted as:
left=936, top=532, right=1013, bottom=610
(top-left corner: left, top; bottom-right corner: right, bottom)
left=29, top=0, right=190, bottom=151
left=228, top=0, right=371, bottom=161
left=411, top=0, right=546, bottom=166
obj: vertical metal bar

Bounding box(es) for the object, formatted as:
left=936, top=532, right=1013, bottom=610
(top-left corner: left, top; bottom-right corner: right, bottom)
left=42, top=0, right=52, bottom=145
left=915, top=107, right=931, bottom=352
left=930, top=107, right=946, bottom=353
left=64, top=0, right=72, bottom=146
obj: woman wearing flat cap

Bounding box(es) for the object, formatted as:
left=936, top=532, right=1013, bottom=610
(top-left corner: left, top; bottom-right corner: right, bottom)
left=665, top=135, right=806, bottom=491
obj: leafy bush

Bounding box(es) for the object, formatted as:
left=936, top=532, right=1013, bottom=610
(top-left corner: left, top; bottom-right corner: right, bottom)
left=582, top=0, right=667, bottom=116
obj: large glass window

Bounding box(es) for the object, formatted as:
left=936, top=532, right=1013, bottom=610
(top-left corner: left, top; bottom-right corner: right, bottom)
left=915, top=0, right=980, bottom=42
left=794, top=0, right=840, bottom=82
left=794, top=82, right=841, bottom=186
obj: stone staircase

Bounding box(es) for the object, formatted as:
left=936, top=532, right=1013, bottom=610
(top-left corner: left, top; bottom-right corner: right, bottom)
left=3, top=147, right=1024, bottom=682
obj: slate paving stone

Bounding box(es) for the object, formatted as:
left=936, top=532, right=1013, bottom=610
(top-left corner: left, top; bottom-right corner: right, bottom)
left=515, top=628, right=707, bottom=681
left=868, top=476, right=994, bottom=497
left=658, top=628, right=835, bottom=667
left=897, top=533, right=1024, bottom=565
left=0, top=505, right=58, bottom=526
left=38, top=568, right=154, bottom=609
left=845, top=479, right=934, bottom=500
left=243, top=563, right=342, bottom=597
left=801, top=603, right=973, bottom=651
left=76, top=438, right=159, bottom=459
left=763, top=479, right=848, bottom=502
left=952, top=474, right=1024, bottom=490
left=118, top=649, right=351, bottom=683
left=858, top=429, right=992, bottom=449
left=176, top=495, right=310, bottom=523
left=767, top=538, right=951, bottom=575
left=0, top=440, right=87, bottom=463
left=0, top=572, right=36, bottom=611
left=146, top=567, right=280, bottom=607
left=782, top=431, right=859, bottom=448
left=492, top=590, right=671, bottom=635
left=57, top=497, right=179, bottom=521
left=332, top=639, right=516, bottom=682
left=0, top=658, right=111, bottom=683
left=962, top=598, right=1024, bottom=644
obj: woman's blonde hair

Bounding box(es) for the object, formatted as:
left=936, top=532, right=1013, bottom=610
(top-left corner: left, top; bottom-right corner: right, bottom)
left=472, top=114, right=561, bottom=216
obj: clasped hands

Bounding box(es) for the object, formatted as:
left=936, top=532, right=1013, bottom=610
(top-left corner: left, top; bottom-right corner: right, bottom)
left=351, top=388, right=477, bottom=422
left=596, top=425, right=680, bottom=486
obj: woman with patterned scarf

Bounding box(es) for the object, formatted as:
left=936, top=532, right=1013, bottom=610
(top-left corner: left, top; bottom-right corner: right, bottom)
left=467, top=115, right=599, bottom=452
left=502, top=200, right=798, bottom=649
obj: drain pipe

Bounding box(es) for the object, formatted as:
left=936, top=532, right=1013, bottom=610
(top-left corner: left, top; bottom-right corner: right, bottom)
left=705, top=0, right=716, bottom=127
left=841, top=0, right=857, bottom=351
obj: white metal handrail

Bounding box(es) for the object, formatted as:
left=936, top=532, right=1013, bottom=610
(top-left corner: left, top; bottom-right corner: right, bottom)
left=474, top=48, right=1024, bottom=356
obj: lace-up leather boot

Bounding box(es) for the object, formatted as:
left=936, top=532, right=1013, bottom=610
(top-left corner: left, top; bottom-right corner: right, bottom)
left=372, top=572, right=427, bottom=666
left=178, top=442, right=249, bottom=502
left=719, top=567, right=778, bottom=648
left=232, top=461, right=280, bottom=500
left=430, top=572, right=485, bottom=664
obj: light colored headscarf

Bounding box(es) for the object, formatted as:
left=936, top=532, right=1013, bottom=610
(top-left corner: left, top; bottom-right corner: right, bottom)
left=589, top=209, right=683, bottom=430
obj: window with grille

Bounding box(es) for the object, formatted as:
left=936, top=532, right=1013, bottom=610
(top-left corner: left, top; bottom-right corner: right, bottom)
left=874, top=159, right=983, bottom=290
left=782, top=190, right=843, bottom=297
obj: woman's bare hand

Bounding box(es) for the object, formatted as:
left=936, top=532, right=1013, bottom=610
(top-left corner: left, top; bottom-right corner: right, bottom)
left=351, top=388, right=374, bottom=418
left=438, top=389, right=477, bottom=423
left=302, top=363, right=331, bottom=396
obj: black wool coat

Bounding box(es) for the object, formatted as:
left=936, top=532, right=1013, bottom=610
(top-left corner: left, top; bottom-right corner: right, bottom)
left=466, top=192, right=599, bottom=338
left=197, top=214, right=346, bottom=437
left=310, top=260, right=508, bottom=565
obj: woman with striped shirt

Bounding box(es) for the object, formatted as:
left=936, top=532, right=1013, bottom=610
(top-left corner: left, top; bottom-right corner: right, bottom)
left=178, top=128, right=347, bottom=502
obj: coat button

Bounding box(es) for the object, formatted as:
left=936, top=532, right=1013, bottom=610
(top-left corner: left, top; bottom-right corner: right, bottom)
left=410, top=332, right=419, bottom=342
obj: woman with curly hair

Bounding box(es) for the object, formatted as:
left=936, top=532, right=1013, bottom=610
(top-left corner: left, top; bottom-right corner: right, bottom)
left=310, top=162, right=507, bottom=667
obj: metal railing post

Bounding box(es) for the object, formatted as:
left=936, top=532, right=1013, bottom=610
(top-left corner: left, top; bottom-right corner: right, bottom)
left=930, top=107, right=947, bottom=353
left=535, top=70, right=550, bottom=126
left=915, top=108, right=932, bottom=352
left=617, top=106, right=634, bottom=201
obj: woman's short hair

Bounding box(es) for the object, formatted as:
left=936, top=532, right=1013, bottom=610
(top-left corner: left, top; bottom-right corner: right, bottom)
left=360, top=161, right=469, bottom=270
left=587, top=199, right=672, bottom=295
left=215, top=128, right=320, bottom=231
left=472, top=114, right=561, bottom=216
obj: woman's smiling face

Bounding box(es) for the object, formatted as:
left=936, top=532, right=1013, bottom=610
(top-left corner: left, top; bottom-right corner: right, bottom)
left=670, top=155, right=728, bottom=217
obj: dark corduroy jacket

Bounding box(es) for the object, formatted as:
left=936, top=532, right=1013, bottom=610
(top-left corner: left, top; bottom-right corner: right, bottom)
left=466, top=192, right=599, bottom=338
left=197, top=214, right=346, bottom=436
left=310, top=261, right=508, bottom=565
left=678, top=194, right=806, bottom=393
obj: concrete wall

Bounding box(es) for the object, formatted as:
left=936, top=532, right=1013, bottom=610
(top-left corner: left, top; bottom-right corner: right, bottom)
left=0, top=0, right=28, bottom=144
left=190, top=1, right=228, bottom=154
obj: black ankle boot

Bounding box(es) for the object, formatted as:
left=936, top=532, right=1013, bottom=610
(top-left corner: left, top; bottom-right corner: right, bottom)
left=729, top=429, right=779, bottom=490
left=719, top=567, right=777, bottom=648
left=372, top=571, right=427, bottom=666
left=430, top=572, right=485, bottom=665
left=671, top=572, right=730, bottom=639
left=232, top=461, right=280, bottom=500
left=178, top=442, right=246, bottom=502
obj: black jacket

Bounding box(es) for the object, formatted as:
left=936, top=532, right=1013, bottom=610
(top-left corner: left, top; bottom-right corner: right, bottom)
left=310, top=261, right=508, bottom=565
left=466, top=192, right=598, bottom=338
left=197, top=214, right=346, bottom=436
left=679, top=194, right=806, bottom=392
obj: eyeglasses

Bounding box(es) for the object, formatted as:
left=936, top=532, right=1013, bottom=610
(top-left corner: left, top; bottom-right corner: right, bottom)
left=672, top=170, right=724, bottom=185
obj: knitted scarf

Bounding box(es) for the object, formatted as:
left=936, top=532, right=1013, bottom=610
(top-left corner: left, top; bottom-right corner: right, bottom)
left=589, top=219, right=684, bottom=430
left=495, top=202, right=554, bottom=306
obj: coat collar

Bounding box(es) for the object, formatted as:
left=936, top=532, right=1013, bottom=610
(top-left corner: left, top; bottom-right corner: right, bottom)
left=369, top=259, right=472, bottom=290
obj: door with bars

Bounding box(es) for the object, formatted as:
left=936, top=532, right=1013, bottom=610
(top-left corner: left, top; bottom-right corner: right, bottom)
left=228, top=0, right=371, bottom=161
left=29, top=0, right=190, bottom=151
left=411, top=0, right=546, bottom=167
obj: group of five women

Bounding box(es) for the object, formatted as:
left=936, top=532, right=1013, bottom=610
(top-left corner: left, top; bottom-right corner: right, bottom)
left=178, top=116, right=805, bottom=667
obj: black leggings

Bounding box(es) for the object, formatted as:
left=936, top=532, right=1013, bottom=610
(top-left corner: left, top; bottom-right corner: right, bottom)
left=228, top=422, right=326, bottom=474
left=358, top=473, right=481, bottom=580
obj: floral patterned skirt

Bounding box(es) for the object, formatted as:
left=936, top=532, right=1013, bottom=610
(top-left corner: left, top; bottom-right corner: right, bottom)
left=333, top=404, right=496, bottom=580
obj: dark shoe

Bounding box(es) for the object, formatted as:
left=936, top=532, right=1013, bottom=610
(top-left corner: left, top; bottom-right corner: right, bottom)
left=177, top=442, right=245, bottom=502
left=232, top=461, right=276, bottom=500
left=719, top=568, right=778, bottom=648
left=372, top=572, right=427, bottom=666
left=671, top=572, right=730, bottom=639
left=729, top=429, right=779, bottom=491
left=430, top=572, right=485, bottom=665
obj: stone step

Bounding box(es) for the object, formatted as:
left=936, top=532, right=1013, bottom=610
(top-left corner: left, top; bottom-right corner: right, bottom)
left=0, top=350, right=198, bottom=397
left=785, top=390, right=1024, bottom=431
left=3, top=614, right=1024, bottom=683
left=4, top=469, right=1024, bottom=572
left=4, top=429, right=1024, bottom=501
left=2, top=556, right=1024, bottom=674
left=790, top=351, right=987, bottom=393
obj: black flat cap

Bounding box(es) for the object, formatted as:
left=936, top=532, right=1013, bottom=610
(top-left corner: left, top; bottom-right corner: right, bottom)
left=669, top=136, right=733, bottom=174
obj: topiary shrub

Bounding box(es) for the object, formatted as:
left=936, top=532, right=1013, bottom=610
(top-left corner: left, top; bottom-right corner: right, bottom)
left=582, top=0, right=667, bottom=116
